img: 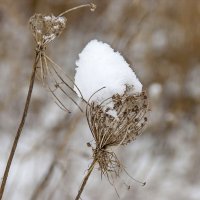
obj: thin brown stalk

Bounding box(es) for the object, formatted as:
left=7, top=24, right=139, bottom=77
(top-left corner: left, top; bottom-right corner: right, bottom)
left=58, top=3, right=96, bottom=17
left=31, top=160, right=56, bottom=200
left=0, top=53, right=40, bottom=200
left=75, top=159, right=97, bottom=200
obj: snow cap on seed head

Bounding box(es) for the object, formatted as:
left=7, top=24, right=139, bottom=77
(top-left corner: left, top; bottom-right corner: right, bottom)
left=74, top=39, right=143, bottom=104
left=74, top=40, right=149, bottom=177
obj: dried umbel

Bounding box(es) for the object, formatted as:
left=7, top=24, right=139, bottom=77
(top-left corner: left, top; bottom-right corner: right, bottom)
left=29, top=14, right=66, bottom=45
left=29, top=3, right=96, bottom=112
left=75, top=87, right=149, bottom=200
left=74, top=40, right=149, bottom=200
left=87, top=86, right=149, bottom=176
left=29, top=3, right=96, bottom=46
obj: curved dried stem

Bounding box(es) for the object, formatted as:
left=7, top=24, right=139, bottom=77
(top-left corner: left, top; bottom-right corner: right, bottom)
left=58, top=3, right=96, bottom=17
left=36, top=52, right=83, bottom=113
left=44, top=56, right=83, bottom=112
left=122, top=166, right=146, bottom=186
left=44, top=55, right=83, bottom=99
left=0, top=53, right=40, bottom=200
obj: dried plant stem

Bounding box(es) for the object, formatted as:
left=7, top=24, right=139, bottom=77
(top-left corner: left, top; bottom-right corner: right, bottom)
left=31, top=160, right=56, bottom=200
left=0, top=53, right=39, bottom=200
left=58, top=3, right=94, bottom=17
left=75, top=159, right=97, bottom=200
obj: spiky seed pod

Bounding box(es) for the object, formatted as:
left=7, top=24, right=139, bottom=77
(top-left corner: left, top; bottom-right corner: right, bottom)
left=86, top=86, right=149, bottom=176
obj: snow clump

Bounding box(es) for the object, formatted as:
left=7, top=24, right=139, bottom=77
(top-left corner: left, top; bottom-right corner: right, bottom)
left=74, top=39, right=142, bottom=104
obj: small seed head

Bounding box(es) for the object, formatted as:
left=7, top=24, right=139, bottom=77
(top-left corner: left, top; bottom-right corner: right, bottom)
left=29, top=14, right=66, bottom=45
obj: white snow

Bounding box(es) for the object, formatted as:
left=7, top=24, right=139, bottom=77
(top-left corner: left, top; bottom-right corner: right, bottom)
left=56, top=17, right=66, bottom=24
left=44, top=16, right=52, bottom=21
left=44, top=15, right=66, bottom=25
left=74, top=39, right=142, bottom=103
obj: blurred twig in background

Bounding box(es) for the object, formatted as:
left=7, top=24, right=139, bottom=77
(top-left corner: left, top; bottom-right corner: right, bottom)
left=0, top=53, right=39, bottom=200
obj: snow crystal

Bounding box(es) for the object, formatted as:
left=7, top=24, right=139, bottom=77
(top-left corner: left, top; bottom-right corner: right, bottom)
left=56, top=17, right=66, bottom=25
left=43, top=33, right=55, bottom=42
left=74, top=39, right=142, bottom=103
left=44, top=16, right=52, bottom=21
left=43, top=15, right=65, bottom=25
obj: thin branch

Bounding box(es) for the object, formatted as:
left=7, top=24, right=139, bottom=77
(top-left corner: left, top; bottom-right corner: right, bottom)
left=0, top=53, right=39, bottom=200
left=45, top=54, right=84, bottom=100
left=58, top=3, right=96, bottom=17
left=75, top=159, right=97, bottom=200
left=30, top=160, right=56, bottom=200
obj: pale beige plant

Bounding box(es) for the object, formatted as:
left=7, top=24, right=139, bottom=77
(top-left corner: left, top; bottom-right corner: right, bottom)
left=29, top=3, right=96, bottom=112
left=0, top=3, right=96, bottom=200
left=75, top=86, right=150, bottom=200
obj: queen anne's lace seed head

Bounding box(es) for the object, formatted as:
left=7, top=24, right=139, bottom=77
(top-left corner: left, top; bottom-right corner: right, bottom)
left=29, top=14, right=66, bottom=45
left=28, top=4, right=97, bottom=114
left=88, top=86, right=149, bottom=148
left=87, top=87, right=149, bottom=176
left=74, top=40, right=150, bottom=177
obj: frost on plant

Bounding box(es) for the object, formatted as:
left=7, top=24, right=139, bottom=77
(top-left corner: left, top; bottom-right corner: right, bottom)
left=74, top=40, right=150, bottom=198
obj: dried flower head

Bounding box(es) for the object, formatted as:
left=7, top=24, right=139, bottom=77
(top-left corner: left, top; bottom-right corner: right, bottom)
left=29, top=14, right=66, bottom=45
left=29, top=4, right=96, bottom=112
left=74, top=40, right=150, bottom=199
left=86, top=86, right=149, bottom=177
left=74, top=40, right=150, bottom=177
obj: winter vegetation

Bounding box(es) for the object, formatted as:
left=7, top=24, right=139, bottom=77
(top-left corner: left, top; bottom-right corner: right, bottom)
left=74, top=40, right=149, bottom=199
left=74, top=39, right=143, bottom=101
left=0, top=0, right=200, bottom=200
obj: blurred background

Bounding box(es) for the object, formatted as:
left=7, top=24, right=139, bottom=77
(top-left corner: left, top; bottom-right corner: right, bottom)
left=0, top=0, right=200, bottom=199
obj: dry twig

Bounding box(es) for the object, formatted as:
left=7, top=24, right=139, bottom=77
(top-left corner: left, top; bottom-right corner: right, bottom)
left=0, top=53, right=40, bottom=200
